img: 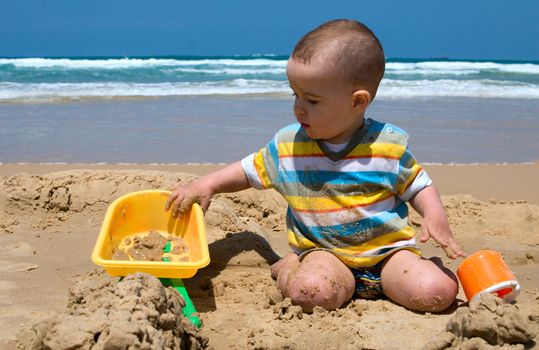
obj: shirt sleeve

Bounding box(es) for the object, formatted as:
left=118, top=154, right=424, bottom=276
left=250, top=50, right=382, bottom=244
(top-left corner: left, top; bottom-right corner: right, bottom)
left=395, top=148, right=432, bottom=201
left=240, top=135, right=280, bottom=190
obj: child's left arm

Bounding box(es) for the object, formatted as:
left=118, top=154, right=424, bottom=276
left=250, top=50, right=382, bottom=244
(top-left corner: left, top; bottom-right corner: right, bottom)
left=409, top=184, right=465, bottom=259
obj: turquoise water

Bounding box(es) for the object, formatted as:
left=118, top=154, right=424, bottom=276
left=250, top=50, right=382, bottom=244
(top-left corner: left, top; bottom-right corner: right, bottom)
left=1, top=56, right=539, bottom=102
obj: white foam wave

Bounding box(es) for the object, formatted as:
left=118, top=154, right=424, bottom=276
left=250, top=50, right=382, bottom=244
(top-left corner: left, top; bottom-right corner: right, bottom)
left=2, top=58, right=538, bottom=77
left=0, top=80, right=291, bottom=101
left=1, top=78, right=538, bottom=102
left=167, top=67, right=285, bottom=75
left=387, top=61, right=539, bottom=75
left=378, top=79, right=539, bottom=98
left=0, top=57, right=287, bottom=69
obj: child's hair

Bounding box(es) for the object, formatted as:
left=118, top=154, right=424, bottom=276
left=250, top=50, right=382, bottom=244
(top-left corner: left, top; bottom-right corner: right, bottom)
left=292, top=19, right=385, bottom=99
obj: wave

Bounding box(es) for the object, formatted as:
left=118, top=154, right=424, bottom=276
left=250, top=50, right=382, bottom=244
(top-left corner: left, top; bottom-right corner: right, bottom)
left=0, top=57, right=288, bottom=69
left=386, top=61, right=539, bottom=75
left=2, top=57, right=538, bottom=75
left=0, top=80, right=290, bottom=102
left=166, top=67, right=285, bottom=75
left=378, top=79, right=539, bottom=98
left=2, top=78, right=539, bottom=102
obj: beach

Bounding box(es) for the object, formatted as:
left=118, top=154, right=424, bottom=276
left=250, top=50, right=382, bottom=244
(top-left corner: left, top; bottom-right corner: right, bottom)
left=1, top=56, right=539, bottom=349
left=1, top=162, right=538, bottom=349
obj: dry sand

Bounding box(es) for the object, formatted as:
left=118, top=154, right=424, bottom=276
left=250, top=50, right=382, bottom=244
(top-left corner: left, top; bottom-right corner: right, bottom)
left=1, top=163, right=538, bottom=349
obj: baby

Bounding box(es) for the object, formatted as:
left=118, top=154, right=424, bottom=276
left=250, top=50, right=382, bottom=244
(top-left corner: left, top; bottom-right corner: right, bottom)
left=165, top=19, right=465, bottom=313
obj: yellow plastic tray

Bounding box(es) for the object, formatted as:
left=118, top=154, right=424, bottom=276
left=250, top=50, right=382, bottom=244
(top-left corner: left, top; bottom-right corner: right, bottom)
left=91, top=190, right=210, bottom=278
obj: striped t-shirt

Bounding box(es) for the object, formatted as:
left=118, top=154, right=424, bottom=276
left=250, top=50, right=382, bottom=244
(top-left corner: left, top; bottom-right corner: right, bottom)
left=241, top=118, right=431, bottom=268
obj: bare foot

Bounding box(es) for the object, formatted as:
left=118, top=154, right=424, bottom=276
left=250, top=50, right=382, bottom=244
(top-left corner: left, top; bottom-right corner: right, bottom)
left=270, top=253, right=300, bottom=279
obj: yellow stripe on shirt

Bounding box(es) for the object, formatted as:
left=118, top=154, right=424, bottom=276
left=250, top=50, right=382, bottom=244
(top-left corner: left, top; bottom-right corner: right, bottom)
left=284, top=189, right=393, bottom=212
left=346, top=143, right=405, bottom=159
left=277, top=141, right=405, bottom=160
left=277, top=142, right=323, bottom=157
left=396, top=165, right=423, bottom=195
left=253, top=151, right=271, bottom=188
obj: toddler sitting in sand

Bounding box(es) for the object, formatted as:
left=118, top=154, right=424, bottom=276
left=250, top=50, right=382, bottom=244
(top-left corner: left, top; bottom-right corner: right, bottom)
left=165, top=19, right=465, bottom=313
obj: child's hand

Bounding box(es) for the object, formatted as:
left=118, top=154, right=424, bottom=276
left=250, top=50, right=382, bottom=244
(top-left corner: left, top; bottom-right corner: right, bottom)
left=164, top=161, right=251, bottom=218
left=419, top=215, right=466, bottom=259
left=165, top=180, right=213, bottom=218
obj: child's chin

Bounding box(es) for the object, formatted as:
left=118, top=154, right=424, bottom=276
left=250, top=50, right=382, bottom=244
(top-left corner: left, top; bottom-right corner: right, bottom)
left=304, top=128, right=318, bottom=139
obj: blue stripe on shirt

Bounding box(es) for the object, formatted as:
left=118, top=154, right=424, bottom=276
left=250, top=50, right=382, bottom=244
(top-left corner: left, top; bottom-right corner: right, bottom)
left=291, top=201, right=409, bottom=240
left=277, top=170, right=397, bottom=188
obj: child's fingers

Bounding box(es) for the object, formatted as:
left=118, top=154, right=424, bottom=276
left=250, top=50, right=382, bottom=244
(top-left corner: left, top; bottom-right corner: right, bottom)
left=164, top=191, right=178, bottom=211
left=170, top=192, right=186, bottom=218
left=177, top=194, right=197, bottom=215
left=164, top=194, right=177, bottom=211
left=449, top=240, right=466, bottom=258
left=165, top=184, right=183, bottom=210
left=441, top=239, right=466, bottom=260
left=442, top=246, right=458, bottom=259
left=198, top=197, right=211, bottom=213
left=419, top=223, right=431, bottom=243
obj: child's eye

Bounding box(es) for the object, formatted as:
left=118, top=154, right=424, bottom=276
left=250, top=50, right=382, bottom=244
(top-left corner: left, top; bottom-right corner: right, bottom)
left=307, top=99, right=318, bottom=105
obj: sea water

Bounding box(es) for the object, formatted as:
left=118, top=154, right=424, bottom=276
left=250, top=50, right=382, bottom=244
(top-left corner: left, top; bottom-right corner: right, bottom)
left=0, top=56, right=538, bottom=163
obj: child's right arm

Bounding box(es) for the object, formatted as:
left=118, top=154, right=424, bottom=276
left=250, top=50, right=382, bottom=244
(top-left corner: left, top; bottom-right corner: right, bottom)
left=164, top=160, right=251, bottom=217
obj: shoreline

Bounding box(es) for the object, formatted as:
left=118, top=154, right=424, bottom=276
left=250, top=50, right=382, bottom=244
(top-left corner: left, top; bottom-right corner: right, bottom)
left=1, top=161, right=538, bottom=204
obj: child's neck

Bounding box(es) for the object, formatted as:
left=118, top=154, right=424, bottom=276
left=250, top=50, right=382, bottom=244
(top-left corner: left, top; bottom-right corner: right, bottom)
left=322, top=139, right=349, bottom=152
left=324, top=117, right=366, bottom=146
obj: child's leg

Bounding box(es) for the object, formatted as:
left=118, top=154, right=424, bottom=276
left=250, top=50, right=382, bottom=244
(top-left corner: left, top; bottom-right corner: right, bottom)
left=270, top=251, right=355, bottom=312
left=380, top=249, right=458, bottom=312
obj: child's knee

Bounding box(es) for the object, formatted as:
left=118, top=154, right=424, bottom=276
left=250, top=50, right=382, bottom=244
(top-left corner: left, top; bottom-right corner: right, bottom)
left=283, top=252, right=355, bottom=312
left=409, top=272, right=458, bottom=312
left=381, top=250, right=459, bottom=312
left=286, top=270, right=344, bottom=312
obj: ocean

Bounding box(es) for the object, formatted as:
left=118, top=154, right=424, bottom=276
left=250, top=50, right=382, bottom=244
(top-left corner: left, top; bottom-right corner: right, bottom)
left=1, top=56, right=538, bottom=164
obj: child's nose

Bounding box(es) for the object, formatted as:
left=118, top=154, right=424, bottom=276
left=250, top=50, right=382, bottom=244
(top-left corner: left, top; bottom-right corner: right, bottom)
left=293, top=98, right=307, bottom=118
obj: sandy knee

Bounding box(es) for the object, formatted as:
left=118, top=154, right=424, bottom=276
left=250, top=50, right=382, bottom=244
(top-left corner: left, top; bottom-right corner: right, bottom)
left=285, top=251, right=355, bottom=312
left=382, top=250, right=459, bottom=312
left=287, top=270, right=341, bottom=312
left=410, top=274, right=458, bottom=312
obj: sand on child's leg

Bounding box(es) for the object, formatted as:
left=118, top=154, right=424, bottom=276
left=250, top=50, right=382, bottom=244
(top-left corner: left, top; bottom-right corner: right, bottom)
left=381, top=249, right=458, bottom=312
left=272, top=250, right=355, bottom=312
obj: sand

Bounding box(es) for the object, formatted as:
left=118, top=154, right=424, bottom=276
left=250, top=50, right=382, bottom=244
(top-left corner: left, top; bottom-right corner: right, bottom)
left=1, top=163, right=538, bottom=349
left=16, top=272, right=208, bottom=349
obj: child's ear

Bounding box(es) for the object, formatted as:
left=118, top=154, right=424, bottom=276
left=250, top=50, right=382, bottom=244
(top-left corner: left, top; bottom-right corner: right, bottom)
left=352, top=90, right=371, bottom=110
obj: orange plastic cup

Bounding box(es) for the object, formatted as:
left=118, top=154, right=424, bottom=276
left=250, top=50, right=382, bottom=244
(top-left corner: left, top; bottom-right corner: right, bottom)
left=457, top=250, right=520, bottom=303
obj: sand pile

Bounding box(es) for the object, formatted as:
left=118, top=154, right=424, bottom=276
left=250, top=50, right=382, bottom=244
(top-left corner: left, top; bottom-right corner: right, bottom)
left=16, top=272, right=208, bottom=350
left=424, top=293, right=537, bottom=350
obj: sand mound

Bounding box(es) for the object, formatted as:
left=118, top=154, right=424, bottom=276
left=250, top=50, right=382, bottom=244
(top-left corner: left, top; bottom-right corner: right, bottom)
left=424, top=294, right=537, bottom=350
left=16, top=272, right=207, bottom=350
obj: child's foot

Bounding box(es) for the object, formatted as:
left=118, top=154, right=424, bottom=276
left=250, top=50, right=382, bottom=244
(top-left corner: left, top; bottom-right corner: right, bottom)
left=270, top=253, right=300, bottom=279
left=271, top=253, right=301, bottom=298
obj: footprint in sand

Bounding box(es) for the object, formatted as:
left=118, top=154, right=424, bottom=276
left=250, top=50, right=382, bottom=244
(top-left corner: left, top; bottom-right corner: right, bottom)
left=0, top=260, right=38, bottom=272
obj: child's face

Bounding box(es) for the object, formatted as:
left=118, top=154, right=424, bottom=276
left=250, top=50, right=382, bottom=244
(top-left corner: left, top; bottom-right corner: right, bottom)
left=286, top=57, right=367, bottom=144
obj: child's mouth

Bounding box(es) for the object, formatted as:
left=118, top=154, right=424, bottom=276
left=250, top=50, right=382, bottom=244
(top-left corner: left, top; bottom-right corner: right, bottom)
left=300, top=123, right=310, bottom=129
